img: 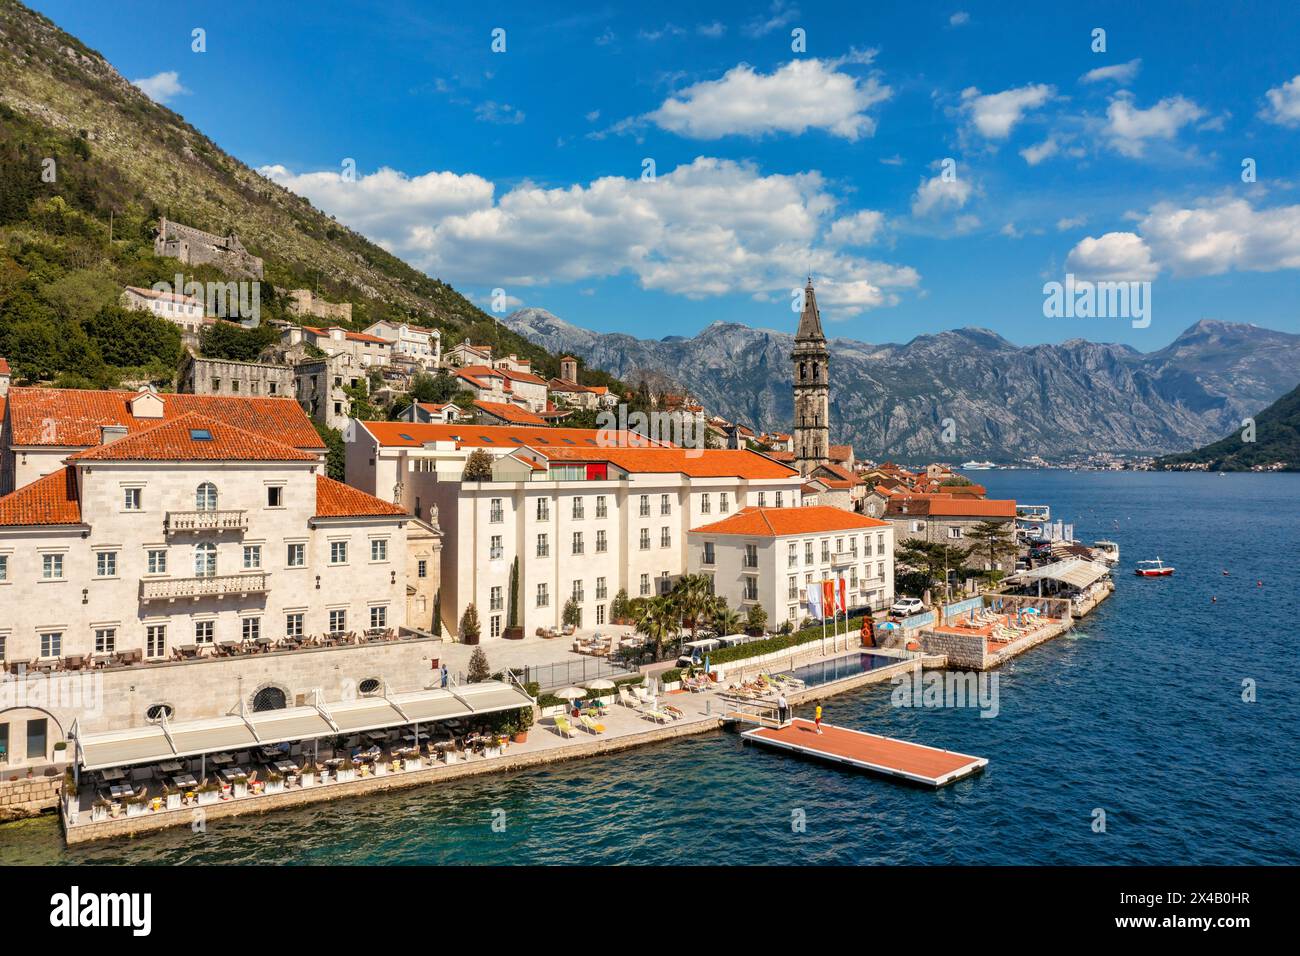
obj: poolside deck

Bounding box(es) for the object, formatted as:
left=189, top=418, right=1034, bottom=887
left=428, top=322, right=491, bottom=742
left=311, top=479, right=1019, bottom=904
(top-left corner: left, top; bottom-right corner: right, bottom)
left=742, top=718, right=987, bottom=787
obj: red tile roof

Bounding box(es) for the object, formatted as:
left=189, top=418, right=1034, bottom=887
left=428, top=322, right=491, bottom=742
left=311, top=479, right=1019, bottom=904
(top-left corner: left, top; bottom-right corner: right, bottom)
left=814, top=462, right=861, bottom=483
left=0, top=466, right=82, bottom=526
left=828, top=444, right=854, bottom=461
left=473, top=400, right=549, bottom=426
left=5, top=388, right=325, bottom=451
left=360, top=421, right=669, bottom=449
left=71, top=413, right=319, bottom=462
left=765, top=450, right=797, bottom=463
left=542, top=447, right=799, bottom=480
left=885, top=496, right=1017, bottom=518
left=460, top=364, right=547, bottom=387
left=0, top=356, right=11, bottom=375
left=691, top=506, right=889, bottom=537
left=314, top=475, right=408, bottom=519
left=302, top=326, right=390, bottom=345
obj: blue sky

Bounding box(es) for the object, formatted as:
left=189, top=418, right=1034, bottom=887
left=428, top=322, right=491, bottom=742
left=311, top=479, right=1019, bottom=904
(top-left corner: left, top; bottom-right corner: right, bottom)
left=32, top=0, right=1300, bottom=349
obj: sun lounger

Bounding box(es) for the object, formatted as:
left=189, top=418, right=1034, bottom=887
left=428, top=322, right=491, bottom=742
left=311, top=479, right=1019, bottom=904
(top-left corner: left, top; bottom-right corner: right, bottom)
left=618, top=686, right=640, bottom=708
left=579, top=715, right=605, bottom=734
left=641, top=708, right=673, bottom=724
left=662, top=705, right=685, bottom=720
left=553, top=716, right=576, bottom=738
left=635, top=687, right=655, bottom=705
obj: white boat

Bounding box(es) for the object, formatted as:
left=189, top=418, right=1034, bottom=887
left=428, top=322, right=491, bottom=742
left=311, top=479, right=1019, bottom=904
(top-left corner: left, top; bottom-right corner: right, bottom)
left=1135, top=558, right=1174, bottom=578
left=1092, top=540, right=1120, bottom=566
left=961, top=460, right=997, bottom=470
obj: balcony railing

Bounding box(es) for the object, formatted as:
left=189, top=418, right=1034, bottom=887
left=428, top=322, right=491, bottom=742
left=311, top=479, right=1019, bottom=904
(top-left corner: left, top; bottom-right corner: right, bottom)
left=140, top=572, right=270, bottom=601
left=165, top=510, right=248, bottom=533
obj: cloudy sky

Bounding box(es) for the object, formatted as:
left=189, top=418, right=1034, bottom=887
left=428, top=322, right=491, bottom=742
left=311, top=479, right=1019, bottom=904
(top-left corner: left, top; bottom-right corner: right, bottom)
left=37, top=0, right=1300, bottom=347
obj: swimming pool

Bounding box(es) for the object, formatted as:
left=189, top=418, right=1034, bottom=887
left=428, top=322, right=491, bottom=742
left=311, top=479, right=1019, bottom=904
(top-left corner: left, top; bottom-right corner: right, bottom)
left=782, top=651, right=908, bottom=687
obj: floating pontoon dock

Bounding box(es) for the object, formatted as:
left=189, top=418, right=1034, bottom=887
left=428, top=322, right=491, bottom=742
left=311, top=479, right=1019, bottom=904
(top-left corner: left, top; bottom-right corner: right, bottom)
left=741, top=718, right=987, bottom=787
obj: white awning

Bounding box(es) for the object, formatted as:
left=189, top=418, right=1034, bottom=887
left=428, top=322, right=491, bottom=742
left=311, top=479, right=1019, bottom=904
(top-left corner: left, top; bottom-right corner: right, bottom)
left=74, top=681, right=533, bottom=771
left=683, top=638, right=720, bottom=650
left=1008, top=559, right=1110, bottom=590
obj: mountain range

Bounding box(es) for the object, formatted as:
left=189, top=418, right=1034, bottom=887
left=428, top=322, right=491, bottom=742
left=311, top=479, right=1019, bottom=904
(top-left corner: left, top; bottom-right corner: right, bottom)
left=504, top=308, right=1300, bottom=461
left=1154, top=381, right=1300, bottom=471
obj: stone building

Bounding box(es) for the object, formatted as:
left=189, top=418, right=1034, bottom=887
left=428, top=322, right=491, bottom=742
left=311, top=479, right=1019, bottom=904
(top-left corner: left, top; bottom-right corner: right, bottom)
left=883, top=495, right=1019, bottom=574
left=179, top=355, right=296, bottom=400
left=285, top=289, right=353, bottom=323
left=792, top=278, right=831, bottom=476
left=154, top=217, right=264, bottom=279
left=365, top=320, right=440, bottom=369
left=0, top=356, right=10, bottom=397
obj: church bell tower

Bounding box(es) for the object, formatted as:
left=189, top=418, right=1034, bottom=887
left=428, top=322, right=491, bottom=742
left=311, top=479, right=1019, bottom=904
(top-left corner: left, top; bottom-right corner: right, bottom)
left=792, top=278, right=830, bottom=477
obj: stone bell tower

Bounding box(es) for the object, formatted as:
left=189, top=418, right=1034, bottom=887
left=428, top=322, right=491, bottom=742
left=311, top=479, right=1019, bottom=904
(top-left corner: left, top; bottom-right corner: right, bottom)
left=792, top=277, right=830, bottom=476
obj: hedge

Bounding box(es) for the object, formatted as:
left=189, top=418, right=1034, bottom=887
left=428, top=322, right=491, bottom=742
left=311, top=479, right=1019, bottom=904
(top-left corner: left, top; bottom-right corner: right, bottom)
left=536, top=674, right=644, bottom=709
left=706, top=611, right=872, bottom=666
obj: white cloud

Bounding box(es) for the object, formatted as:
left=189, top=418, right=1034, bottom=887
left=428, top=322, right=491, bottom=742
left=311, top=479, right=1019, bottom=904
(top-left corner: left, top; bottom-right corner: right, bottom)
left=1260, top=75, right=1300, bottom=128
left=132, top=70, right=188, bottom=104
left=743, top=1, right=799, bottom=38
left=1079, top=58, right=1141, bottom=85
left=644, top=56, right=891, bottom=141
left=1020, top=136, right=1059, bottom=165
left=260, top=157, right=920, bottom=316
left=1104, top=92, right=1205, bottom=157
left=911, top=171, right=973, bottom=217
left=475, top=101, right=525, bottom=124
left=961, top=83, right=1053, bottom=139
left=1000, top=222, right=1021, bottom=238
left=827, top=210, right=885, bottom=246
left=594, top=29, right=616, bottom=46
left=1065, top=232, right=1158, bottom=281
left=585, top=109, right=601, bottom=122
left=640, top=23, right=686, bottom=41
left=1137, top=197, right=1300, bottom=276
left=949, top=12, right=970, bottom=26
left=697, top=22, right=726, bottom=37
left=1056, top=215, right=1087, bottom=231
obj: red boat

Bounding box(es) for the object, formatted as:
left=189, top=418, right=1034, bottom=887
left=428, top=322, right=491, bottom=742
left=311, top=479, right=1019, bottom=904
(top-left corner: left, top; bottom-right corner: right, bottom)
left=1135, top=559, right=1175, bottom=577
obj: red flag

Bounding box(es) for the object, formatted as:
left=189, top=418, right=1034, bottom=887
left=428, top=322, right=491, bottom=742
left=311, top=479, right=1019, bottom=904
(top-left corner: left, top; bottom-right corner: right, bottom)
left=822, top=580, right=835, bottom=615
left=837, top=578, right=847, bottom=614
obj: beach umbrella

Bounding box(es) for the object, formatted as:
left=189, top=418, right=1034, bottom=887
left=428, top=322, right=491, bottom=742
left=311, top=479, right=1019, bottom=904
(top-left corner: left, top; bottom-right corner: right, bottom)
left=587, top=679, right=616, bottom=690
left=555, top=687, right=585, bottom=700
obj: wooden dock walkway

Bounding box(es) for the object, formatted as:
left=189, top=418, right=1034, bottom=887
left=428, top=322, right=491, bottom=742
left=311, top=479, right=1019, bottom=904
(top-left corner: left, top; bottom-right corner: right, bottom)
left=741, top=718, right=987, bottom=787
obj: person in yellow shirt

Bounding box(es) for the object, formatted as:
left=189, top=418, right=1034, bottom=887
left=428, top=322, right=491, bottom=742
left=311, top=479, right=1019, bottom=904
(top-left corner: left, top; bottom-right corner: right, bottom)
left=814, top=704, right=823, bottom=735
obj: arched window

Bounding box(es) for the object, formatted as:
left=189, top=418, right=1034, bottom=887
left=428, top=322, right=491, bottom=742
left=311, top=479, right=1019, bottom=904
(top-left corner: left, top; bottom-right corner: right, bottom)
left=251, top=686, right=287, bottom=712
left=195, top=482, right=218, bottom=511
left=194, top=542, right=217, bottom=578
left=800, top=362, right=807, bottom=380
left=145, top=703, right=174, bottom=723
left=358, top=678, right=381, bottom=696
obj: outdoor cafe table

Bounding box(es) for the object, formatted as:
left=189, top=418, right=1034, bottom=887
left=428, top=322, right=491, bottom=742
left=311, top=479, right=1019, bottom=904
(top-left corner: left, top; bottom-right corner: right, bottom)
left=217, top=767, right=245, bottom=783
left=364, top=731, right=388, bottom=743
left=171, top=773, right=197, bottom=790
left=99, top=767, right=125, bottom=783
left=209, top=753, right=234, bottom=767
left=273, top=760, right=299, bottom=775
left=158, top=760, right=183, bottom=774
left=108, top=783, right=133, bottom=799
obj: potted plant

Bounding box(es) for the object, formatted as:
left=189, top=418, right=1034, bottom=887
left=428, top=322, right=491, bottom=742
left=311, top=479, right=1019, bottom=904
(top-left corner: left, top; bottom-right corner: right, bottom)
left=62, top=770, right=79, bottom=823
left=513, top=707, right=533, bottom=743
left=197, top=781, right=220, bottom=806
left=232, top=774, right=249, bottom=799
left=503, top=557, right=525, bottom=639
left=300, top=764, right=317, bottom=787
left=125, top=792, right=147, bottom=818
left=265, top=769, right=285, bottom=794
left=374, top=759, right=387, bottom=776
left=460, top=603, right=481, bottom=646
left=336, top=762, right=356, bottom=783
left=90, top=799, right=109, bottom=823
left=164, top=785, right=182, bottom=811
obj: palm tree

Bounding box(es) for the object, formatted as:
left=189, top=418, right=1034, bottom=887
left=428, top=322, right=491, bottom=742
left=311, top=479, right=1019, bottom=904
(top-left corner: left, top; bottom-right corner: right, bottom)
left=635, top=597, right=676, bottom=661
left=711, top=603, right=743, bottom=638
left=670, top=573, right=713, bottom=641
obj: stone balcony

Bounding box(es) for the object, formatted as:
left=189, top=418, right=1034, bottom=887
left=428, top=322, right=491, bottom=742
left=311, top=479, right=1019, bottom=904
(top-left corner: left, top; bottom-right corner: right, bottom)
left=164, top=510, right=249, bottom=534
left=140, top=572, right=270, bottom=602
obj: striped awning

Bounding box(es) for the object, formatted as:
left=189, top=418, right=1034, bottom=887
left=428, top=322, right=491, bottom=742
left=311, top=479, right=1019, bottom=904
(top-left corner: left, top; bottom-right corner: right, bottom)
left=1009, top=559, right=1110, bottom=590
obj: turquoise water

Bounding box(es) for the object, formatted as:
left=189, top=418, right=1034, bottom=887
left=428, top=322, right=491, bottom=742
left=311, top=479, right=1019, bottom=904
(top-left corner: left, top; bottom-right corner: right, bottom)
left=785, top=652, right=905, bottom=686
left=1, top=472, right=1297, bottom=865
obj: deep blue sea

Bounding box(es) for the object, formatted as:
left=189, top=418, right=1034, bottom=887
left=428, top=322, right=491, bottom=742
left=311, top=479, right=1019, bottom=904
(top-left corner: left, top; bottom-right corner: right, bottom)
left=2, top=472, right=1297, bottom=865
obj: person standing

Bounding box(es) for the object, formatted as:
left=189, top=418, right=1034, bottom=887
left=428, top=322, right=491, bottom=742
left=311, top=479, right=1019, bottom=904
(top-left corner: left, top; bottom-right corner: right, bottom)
left=814, top=703, right=824, bottom=735
left=440, top=663, right=449, bottom=688
left=777, top=693, right=789, bottom=726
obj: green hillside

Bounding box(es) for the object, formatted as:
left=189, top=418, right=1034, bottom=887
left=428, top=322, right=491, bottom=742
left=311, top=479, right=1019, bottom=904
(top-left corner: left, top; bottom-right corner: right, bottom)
left=0, top=0, right=624, bottom=396
left=1154, top=381, right=1300, bottom=471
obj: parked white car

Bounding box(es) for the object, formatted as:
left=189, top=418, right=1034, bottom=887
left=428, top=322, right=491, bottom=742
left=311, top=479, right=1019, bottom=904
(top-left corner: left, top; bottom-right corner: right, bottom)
left=889, top=597, right=925, bottom=617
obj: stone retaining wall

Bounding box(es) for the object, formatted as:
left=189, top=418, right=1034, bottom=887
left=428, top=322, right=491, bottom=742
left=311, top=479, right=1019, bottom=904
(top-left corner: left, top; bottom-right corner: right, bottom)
left=0, top=772, right=62, bottom=823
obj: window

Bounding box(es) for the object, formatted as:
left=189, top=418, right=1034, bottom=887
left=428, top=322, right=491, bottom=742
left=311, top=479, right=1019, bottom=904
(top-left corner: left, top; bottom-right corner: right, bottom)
left=0, top=554, right=6, bottom=581
left=252, top=686, right=286, bottom=712
left=639, top=528, right=651, bottom=551
left=948, top=526, right=963, bottom=539
left=536, top=583, right=549, bottom=607
left=195, top=482, right=218, bottom=511
left=195, top=542, right=217, bottom=578
left=418, top=559, right=428, bottom=578
left=287, top=543, right=306, bottom=567
left=572, top=497, right=585, bottom=520
left=865, top=535, right=874, bottom=557
left=595, top=530, right=607, bottom=553
left=660, top=494, right=671, bottom=516
left=267, top=486, right=283, bottom=508
left=744, top=577, right=759, bottom=601
left=660, top=527, right=671, bottom=548
left=146, top=625, right=166, bottom=659
left=536, top=533, right=549, bottom=558
left=370, top=606, right=388, bottom=629
left=805, top=541, right=814, bottom=564
left=758, top=492, right=767, bottom=508
left=537, top=498, right=549, bottom=521
left=243, top=545, right=262, bottom=570
left=788, top=575, right=799, bottom=599
left=147, top=549, right=167, bottom=574
left=242, top=617, right=261, bottom=643
left=703, top=541, right=715, bottom=565
left=371, top=539, right=388, bottom=562
left=877, top=533, right=886, bottom=553
left=490, top=615, right=502, bottom=639
left=26, top=719, right=47, bottom=763
left=596, top=604, right=606, bottom=625
left=821, top=540, right=831, bottom=562
left=195, top=621, right=214, bottom=645
left=700, top=493, right=711, bottom=514
left=775, top=491, right=784, bottom=508
left=145, top=703, right=174, bottom=723
left=95, top=551, right=117, bottom=577
left=659, top=574, right=672, bottom=596
left=490, top=586, right=503, bottom=611
left=720, top=492, right=730, bottom=514
left=596, top=577, right=607, bottom=600
left=94, top=627, right=116, bottom=654
left=329, top=609, right=347, bottom=633
left=39, top=632, right=61, bottom=658
left=788, top=542, right=798, bottom=567
left=489, top=535, right=503, bottom=560
left=571, top=531, right=584, bottom=555
left=330, top=540, right=349, bottom=564
left=639, top=495, right=650, bottom=517
left=639, top=573, right=650, bottom=596
left=286, top=613, right=304, bottom=638
left=490, top=498, right=504, bottom=523
left=572, top=580, right=584, bottom=602
left=595, top=495, right=607, bottom=518
left=123, top=487, right=142, bottom=511
left=42, top=553, right=64, bottom=580
left=877, top=561, right=885, bottom=580
left=744, top=544, right=759, bottom=568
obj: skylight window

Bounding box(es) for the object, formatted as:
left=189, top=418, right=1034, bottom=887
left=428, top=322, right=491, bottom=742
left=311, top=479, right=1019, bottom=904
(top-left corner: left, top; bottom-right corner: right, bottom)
left=190, top=429, right=214, bottom=441
left=562, top=438, right=575, bottom=444
left=398, top=433, right=414, bottom=441
left=480, top=436, right=495, bottom=443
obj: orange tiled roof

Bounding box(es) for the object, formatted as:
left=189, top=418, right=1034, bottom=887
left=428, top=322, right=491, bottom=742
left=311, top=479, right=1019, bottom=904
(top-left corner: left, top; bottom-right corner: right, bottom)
left=314, top=475, right=408, bottom=519
left=814, top=462, right=860, bottom=483
left=885, top=496, right=1016, bottom=518
left=691, top=505, right=888, bottom=537
left=71, top=413, right=319, bottom=462
left=5, top=388, right=325, bottom=451
left=828, top=444, right=854, bottom=461
left=360, top=421, right=669, bottom=449
left=541, top=447, right=799, bottom=480
left=461, top=364, right=547, bottom=387
left=0, top=466, right=82, bottom=527
left=124, top=285, right=203, bottom=307
left=473, top=400, right=549, bottom=426
left=302, top=326, right=390, bottom=345
left=0, top=357, right=12, bottom=375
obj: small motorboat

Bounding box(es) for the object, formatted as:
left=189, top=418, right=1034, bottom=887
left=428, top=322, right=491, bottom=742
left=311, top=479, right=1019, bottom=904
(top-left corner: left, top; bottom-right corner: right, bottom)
left=1092, top=540, right=1120, bottom=566
left=1135, top=558, right=1175, bottom=577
